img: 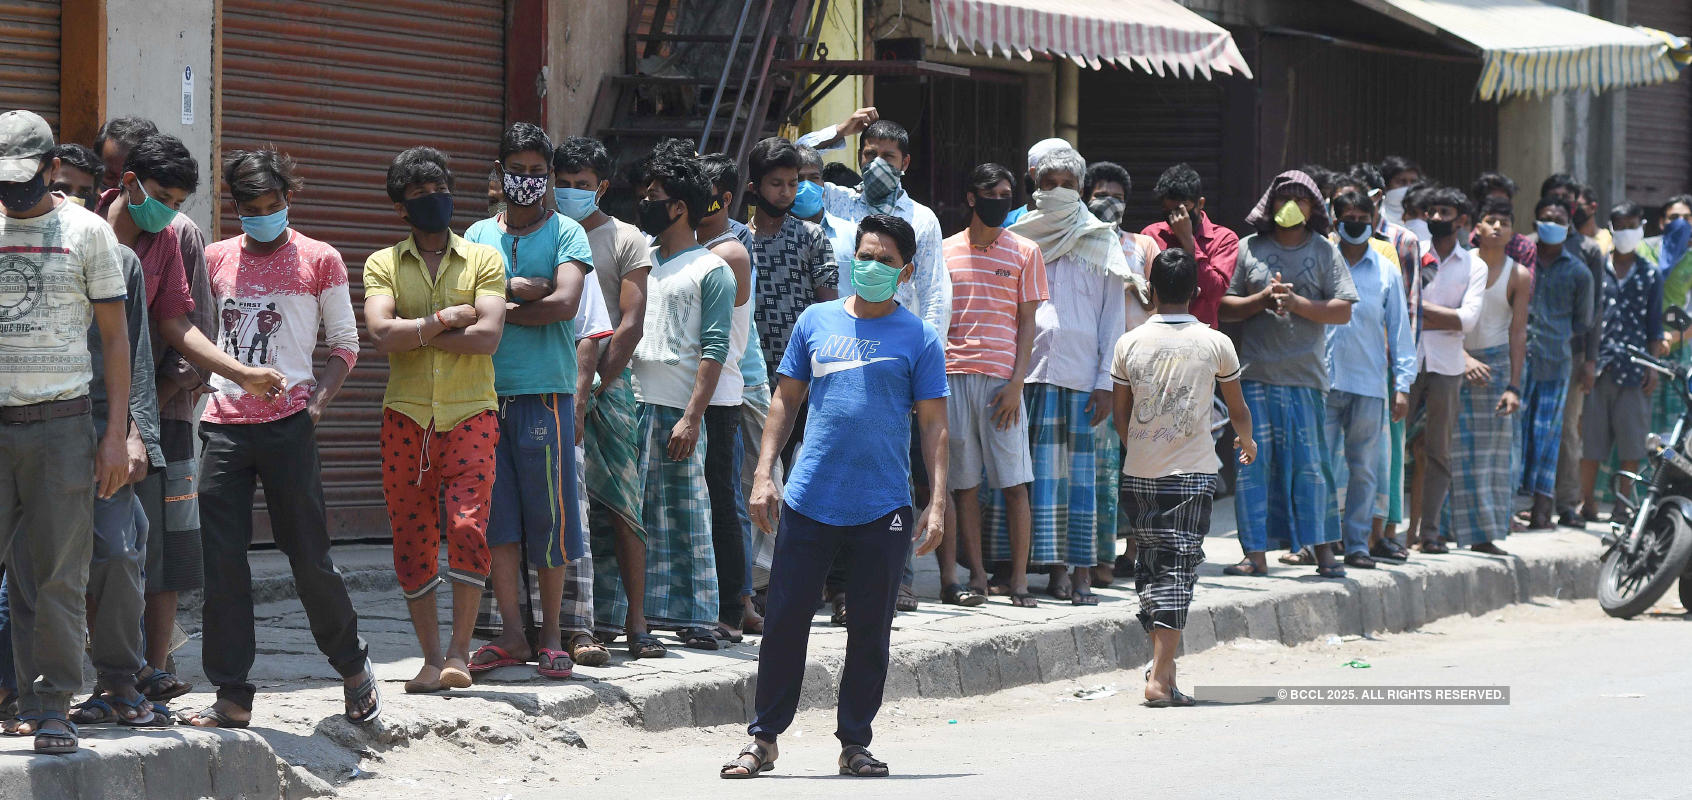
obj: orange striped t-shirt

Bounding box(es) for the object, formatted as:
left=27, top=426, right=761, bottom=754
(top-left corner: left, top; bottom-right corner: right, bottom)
left=942, top=229, right=1050, bottom=378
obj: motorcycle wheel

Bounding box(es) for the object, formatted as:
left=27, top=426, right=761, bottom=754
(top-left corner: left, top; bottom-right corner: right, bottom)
left=1599, top=510, right=1692, bottom=618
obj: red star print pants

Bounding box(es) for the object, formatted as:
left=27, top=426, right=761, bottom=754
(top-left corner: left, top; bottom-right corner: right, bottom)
left=381, top=408, right=499, bottom=599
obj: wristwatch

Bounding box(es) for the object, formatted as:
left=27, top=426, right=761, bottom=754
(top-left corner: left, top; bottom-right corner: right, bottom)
left=1504, top=384, right=1521, bottom=395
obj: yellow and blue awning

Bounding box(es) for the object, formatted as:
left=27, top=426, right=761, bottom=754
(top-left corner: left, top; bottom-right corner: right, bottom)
left=1354, top=0, right=1688, bottom=100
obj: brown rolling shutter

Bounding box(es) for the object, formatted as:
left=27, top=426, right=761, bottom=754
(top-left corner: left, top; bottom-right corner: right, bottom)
left=1627, top=0, right=1692, bottom=208
left=221, top=0, right=505, bottom=541
left=1079, top=67, right=1230, bottom=234
left=0, top=0, right=61, bottom=130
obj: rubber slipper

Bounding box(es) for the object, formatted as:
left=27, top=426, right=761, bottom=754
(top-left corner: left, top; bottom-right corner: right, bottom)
left=345, top=659, right=382, bottom=725
left=136, top=670, right=192, bottom=703
left=30, top=715, right=78, bottom=754
left=941, top=583, right=986, bottom=607
left=68, top=697, right=118, bottom=726
left=569, top=633, right=611, bottom=667
left=680, top=626, right=721, bottom=651
left=1071, top=590, right=1100, bottom=606
left=537, top=648, right=574, bottom=679
left=467, top=643, right=525, bottom=674
left=174, top=706, right=249, bottom=729
left=629, top=632, right=668, bottom=659
left=108, top=694, right=167, bottom=727
left=1223, top=560, right=1269, bottom=577
left=439, top=659, right=473, bottom=689
left=1144, top=688, right=1197, bottom=708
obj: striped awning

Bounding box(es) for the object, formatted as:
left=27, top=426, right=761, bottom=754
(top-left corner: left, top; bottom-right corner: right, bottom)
left=930, top=0, right=1253, bottom=80
left=1354, top=0, right=1688, bottom=100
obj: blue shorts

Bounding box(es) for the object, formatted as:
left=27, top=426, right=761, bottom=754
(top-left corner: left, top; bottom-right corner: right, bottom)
left=488, top=393, right=585, bottom=568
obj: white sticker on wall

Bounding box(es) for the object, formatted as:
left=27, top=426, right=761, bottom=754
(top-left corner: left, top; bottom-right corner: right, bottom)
left=181, top=66, right=194, bottom=125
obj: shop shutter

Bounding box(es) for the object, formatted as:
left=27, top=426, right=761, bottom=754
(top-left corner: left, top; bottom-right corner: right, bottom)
left=1627, top=0, right=1692, bottom=208
left=1079, top=67, right=1229, bottom=234
left=221, top=0, right=505, bottom=540
left=0, top=0, right=61, bottom=130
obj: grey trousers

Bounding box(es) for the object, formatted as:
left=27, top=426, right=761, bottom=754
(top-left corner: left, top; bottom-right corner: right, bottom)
left=1410, top=372, right=1462, bottom=530
left=1555, top=378, right=1588, bottom=508
left=85, top=487, right=148, bottom=691
left=0, top=413, right=96, bottom=716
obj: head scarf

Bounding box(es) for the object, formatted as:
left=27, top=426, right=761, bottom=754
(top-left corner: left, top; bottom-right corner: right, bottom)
left=1661, top=217, right=1692, bottom=277
left=1026, top=137, right=1072, bottom=170
left=1009, top=186, right=1135, bottom=286
left=1244, top=169, right=1331, bottom=236
left=859, top=158, right=903, bottom=216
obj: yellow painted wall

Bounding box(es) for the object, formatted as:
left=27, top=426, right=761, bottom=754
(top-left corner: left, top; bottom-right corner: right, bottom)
left=796, top=0, right=864, bottom=166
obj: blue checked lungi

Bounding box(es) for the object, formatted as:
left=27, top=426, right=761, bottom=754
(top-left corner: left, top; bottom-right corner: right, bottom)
left=1518, top=358, right=1570, bottom=498
left=588, top=378, right=653, bottom=634
left=1440, top=345, right=1514, bottom=546
left=1094, top=418, right=1122, bottom=564
left=984, top=384, right=1096, bottom=567
left=635, top=403, right=719, bottom=630
left=1234, top=381, right=1336, bottom=552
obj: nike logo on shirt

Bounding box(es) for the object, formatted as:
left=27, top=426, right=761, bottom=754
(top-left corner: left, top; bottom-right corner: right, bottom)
left=811, top=356, right=896, bottom=377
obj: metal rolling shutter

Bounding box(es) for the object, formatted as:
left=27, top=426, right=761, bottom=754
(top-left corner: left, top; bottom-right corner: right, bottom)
left=1626, top=0, right=1692, bottom=207
left=1079, top=67, right=1228, bottom=234
left=221, top=0, right=505, bottom=540
left=0, top=0, right=61, bottom=129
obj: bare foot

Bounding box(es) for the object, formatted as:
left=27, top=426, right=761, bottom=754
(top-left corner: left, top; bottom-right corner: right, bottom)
left=439, top=658, right=473, bottom=689
left=405, top=663, right=444, bottom=694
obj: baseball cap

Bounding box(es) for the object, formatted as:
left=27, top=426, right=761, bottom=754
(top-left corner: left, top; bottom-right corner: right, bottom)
left=0, top=110, right=54, bottom=183
left=1026, top=137, right=1071, bottom=170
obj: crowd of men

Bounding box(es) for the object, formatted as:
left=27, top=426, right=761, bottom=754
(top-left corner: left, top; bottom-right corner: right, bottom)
left=0, top=100, right=1681, bottom=770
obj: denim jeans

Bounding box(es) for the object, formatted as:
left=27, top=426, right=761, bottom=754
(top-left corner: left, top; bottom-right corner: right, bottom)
left=1324, top=390, right=1386, bottom=556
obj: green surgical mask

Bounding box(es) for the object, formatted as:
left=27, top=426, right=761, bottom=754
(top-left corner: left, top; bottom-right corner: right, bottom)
left=125, top=179, right=178, bottom=233
left=851, top=258, right=902, bottom=303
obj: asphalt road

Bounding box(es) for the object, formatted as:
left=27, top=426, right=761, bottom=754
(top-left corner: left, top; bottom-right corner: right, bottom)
left=339, top=597, right=1691, bottom=800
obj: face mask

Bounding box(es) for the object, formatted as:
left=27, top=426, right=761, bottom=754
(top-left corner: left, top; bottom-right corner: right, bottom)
left=1536, top=220, right=1569, bottom=246
left=555, top=186, right=598, bottom=221
left=1405, top=218, right=1431, bottom=240
left=501, top=171, right=549, bottom=207
left=972, top=195, right=1013, bottom=228
left=403, top=191, right=454, bottom=234
left=1612, top=226, right=1644, bottom=255
left=1088, top=196, right=1125, bottom=224
left=1337, top=220, right=1373, bottom=245
left=750, top=190, right=793, bottom=219
left=1273, top=199, right=1306, bottom=229
left=1034, top=187, right=1082, bottom=215
left=1382, top=186, right=1408, bottom=216
left=851, top=257, right=903, bottom=303
left=0, top=169, right=50, bottom=214
left=860, top=158, right=902, bottom=208
left=792, top=180, right=823, bottom=218
left=1426, top=217, right=1455, bottom=239
left=636, top=198, right=678, bottom=236
left=239, top=205, right=290, bottom=243
left=125, top=178, right=179, bottom=233
left=1572, top=206, right=1592, bottom=227
left=65, top=194, right=85, bottom=207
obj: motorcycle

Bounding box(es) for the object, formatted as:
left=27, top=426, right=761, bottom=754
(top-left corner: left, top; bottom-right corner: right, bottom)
left=1598, top=306, right=1692, bottom=618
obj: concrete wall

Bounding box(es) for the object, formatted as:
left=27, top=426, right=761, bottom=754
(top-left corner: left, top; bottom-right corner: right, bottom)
left=548, top=1, right=629, bottom=138
left=106, top=0, right=216, bottom=231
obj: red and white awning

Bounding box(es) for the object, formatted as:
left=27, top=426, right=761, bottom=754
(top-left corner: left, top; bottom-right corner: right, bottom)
left=931, top=0, right=1253, bottom=79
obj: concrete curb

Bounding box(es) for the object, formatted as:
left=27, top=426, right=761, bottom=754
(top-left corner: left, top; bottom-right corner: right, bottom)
left=3, top=538, right=1602, bottom=799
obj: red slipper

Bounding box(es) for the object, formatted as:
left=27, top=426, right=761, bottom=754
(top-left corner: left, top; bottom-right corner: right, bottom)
left=537, top=648, right=574, bottom=679
left=467, top=644, right=525, bottom=674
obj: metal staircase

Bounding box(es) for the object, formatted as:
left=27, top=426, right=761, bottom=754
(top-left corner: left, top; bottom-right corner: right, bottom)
left=587, top=0, right=831, bottom=216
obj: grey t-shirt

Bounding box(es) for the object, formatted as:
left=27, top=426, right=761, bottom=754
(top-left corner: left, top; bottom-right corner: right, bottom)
left=89, top=245, right=163, bottom=467
left=1225, top=232, right=1359, bottom=391
left=583, top=216, right=654, bottom=328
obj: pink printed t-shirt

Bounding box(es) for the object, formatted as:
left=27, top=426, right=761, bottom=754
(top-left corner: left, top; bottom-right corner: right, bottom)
left=201, top=229, right=361, bottom=424
left=942, top=228, right=1049, bottom=379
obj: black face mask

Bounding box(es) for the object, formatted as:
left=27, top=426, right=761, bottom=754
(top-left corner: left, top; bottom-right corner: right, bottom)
left=1426, top=217, right=1456, bottom=239
left=403, top=192, right=454, bottom=234
left=972, top=195, right=1013, bottom=228
left=637, top=198, right=678, bottom=236
left=0, top=168, right=51, bottom=214
left=748, top=190, right=792, bottom=219
left=1572, top=205, right=1592, bottom=227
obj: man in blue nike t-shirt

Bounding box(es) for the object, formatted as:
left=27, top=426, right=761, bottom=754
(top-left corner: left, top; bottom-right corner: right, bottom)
left=720, top=214, right=949, bottom=780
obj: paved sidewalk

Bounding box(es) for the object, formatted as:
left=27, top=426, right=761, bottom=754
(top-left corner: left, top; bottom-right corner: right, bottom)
left=0, top=501, right=1612, bottom=799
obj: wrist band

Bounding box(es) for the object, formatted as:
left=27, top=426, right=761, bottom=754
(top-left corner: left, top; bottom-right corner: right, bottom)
left=434, top=309, right=448, bottom=327
left=1505, top=384, right=1520, bottom=395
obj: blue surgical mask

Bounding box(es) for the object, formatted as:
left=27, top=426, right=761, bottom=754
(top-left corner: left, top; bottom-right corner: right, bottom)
left=239, top=206, right=289, bottom=243
left=555, top=186, right=599, bottom=221
left=792, top=180, right=824, bottom=219
left=1536, top=220, right=1569, bottom=246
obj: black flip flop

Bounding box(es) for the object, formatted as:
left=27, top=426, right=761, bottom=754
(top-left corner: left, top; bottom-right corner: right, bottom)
left=680, top=627, right=721, bottom=651
left=713, top=625, right=745, bottom=644
left=629, top=632, right=668, bottom=659
left=344, top=659, right=381, bottom=725
left=941, top=583, right=986, bottom=607
left=1223, top=560, right=1269, bottom=577
left=1315, top=563, right=1348, bottom=579
left=175, top=706, right=250, bottom=729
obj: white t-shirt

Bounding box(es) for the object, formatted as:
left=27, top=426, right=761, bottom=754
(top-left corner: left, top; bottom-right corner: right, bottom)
left=632, top=245, right=734, bottom=409
left=575, top=267, right=612, bottom=341
left=1111, top=314, right=1241, bottom=478
left=0, top=198, right=127, bottom=406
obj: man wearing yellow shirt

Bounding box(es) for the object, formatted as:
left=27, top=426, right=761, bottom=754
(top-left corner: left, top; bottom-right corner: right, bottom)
left=361, top=147, right=507, bottom=694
